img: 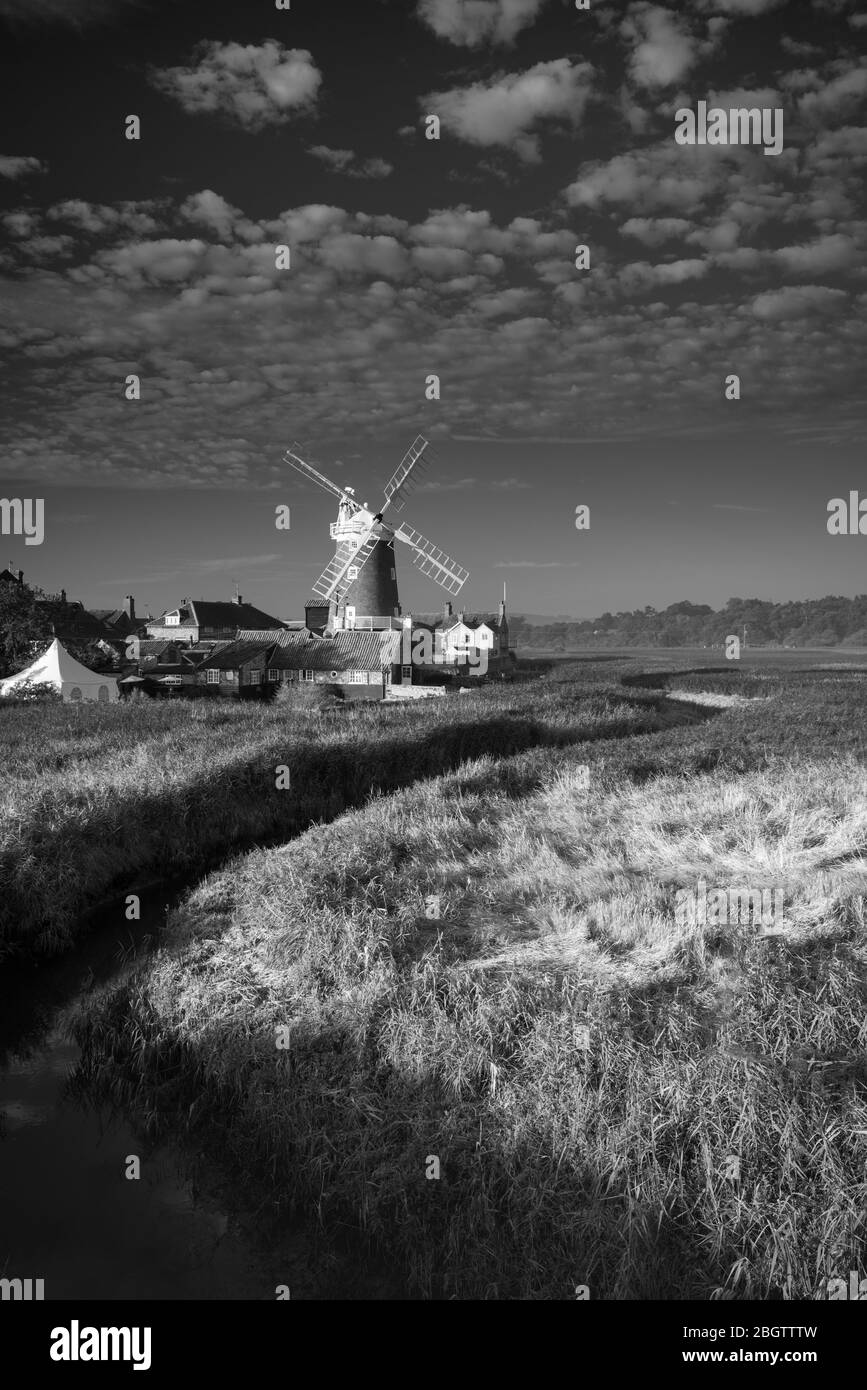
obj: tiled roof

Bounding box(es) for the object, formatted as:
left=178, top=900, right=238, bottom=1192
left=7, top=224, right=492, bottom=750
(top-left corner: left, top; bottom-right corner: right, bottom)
left=188, top=600, right=285, bottom=629
left=198, top=640, right=272, bottom=670
left=255, top=629, right=401, bottom=671
left=237, top=628, right=294, bottom=644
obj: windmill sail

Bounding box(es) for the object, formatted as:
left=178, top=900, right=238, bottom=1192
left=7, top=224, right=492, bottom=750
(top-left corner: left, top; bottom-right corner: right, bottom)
left=285, top=445, right=355, bottom=505
left=311, top=526, right=380, bottom=600
left=382, top=435, right=429, bottom=513
left=394, top=523, right=469, bottom=595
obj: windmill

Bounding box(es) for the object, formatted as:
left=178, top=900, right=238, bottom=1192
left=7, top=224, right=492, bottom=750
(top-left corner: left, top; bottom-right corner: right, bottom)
left=284, top=435, right=469, bottom=629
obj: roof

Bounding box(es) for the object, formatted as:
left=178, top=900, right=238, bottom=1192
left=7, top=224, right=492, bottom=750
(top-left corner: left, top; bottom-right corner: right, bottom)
left=410, top=611, right=504, bottom=632
left=199, top=640, right=273, bottom=670
left=89, top=608, right=142, bottom=632
left=158, top=600, right=286, bottom=630
left=261, top=629, right=401, bottom=671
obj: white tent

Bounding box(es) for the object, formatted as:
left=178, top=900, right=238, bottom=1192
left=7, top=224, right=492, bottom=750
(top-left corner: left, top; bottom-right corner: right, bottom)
left=0, top=638, right=119, bottom=703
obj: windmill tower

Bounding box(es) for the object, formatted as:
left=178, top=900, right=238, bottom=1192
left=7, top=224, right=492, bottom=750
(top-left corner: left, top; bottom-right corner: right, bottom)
left=285, top=436, right=469, bottom=630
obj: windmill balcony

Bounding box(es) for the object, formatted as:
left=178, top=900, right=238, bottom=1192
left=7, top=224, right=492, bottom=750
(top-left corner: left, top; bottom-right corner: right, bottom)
left=330, top=516, right=369, bottom=541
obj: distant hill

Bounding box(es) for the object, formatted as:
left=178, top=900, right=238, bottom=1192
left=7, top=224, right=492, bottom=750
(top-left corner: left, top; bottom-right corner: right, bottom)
left=509, top=596, right=867, bottom=651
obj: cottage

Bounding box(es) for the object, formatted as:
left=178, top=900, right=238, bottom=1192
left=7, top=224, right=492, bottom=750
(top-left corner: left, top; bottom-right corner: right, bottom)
left=239, top=628, right=402, bottom=699
left=193, top=640, right=274, bottom=695
left=147, top=595, right=286, bottom=644
left=405, top=598, right=512, bottom=670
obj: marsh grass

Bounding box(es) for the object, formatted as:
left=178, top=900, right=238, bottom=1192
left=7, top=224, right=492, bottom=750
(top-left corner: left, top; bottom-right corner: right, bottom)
left=73, top=667, right=867, bottom=1299
left=0, top=675, right=669, bottom=960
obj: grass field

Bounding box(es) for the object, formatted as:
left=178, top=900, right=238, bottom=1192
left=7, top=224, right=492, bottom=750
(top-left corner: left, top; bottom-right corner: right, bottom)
left=0, top=675, right=668, bottom=961
left=70, top=659, right=867, bottom=1299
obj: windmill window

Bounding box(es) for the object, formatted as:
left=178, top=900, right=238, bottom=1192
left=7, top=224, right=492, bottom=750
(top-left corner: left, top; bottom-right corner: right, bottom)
left=348, top=567, right=359, bottom=581
left=401, top=666, right=412, bottom=680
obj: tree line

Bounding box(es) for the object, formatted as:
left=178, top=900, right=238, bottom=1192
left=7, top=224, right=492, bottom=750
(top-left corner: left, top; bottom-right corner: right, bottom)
left=511, top=596, right=867, bottom=650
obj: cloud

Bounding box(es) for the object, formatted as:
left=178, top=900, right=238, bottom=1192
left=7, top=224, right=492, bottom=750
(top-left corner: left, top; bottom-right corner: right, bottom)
left=772, top=233, right=858, bottom=276
left=150, top=41, right=322, bottom=131
left=424, top=59, right=594, bottom=161
left=621, top=217, right=692, bottom=245
left=0, top=155, right=47, bottom=179
left=308, top=146, right=393, bottom=179
left=620, top=5, right=702, bottom=89
left=797, top=63, right=867, bottom=122
left=416, top=0, right=548, bottom=47
left=751, top=285, right=847, bottom=320
left=618, top=258, right=708, bottom=293
left=695, top=0, right=785, bottom=12
left=47, top=198, right=161, bottom=235
left=1, top=181, right=864, bottom=489
left=2, top=210, right=39, bottom=237
left=566, top=145, right=726, bottom=214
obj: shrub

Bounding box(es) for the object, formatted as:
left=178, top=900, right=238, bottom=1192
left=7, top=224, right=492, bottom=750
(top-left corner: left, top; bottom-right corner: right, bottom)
left=1, top=679, right=62, bottom=704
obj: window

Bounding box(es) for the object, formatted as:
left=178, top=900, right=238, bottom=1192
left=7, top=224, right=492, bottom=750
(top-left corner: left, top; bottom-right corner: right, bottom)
left=347, top=567, right=359, bottom=581
left=249, top=669, right=262, bottom=685
left=98, top=685, right=109, bottom=702
left=401, top=665, right=412, bottom=680
left=225, top=670, right=237, bottom=682
left=206, top=668, right=220, bottom=684
left=69, top=686, right=82, bottom=702
left=166, top=614, right=179, bottom=626
left=301, top=670, right=314, bottom=681
left=349, top=670, right=366, bottom=683
left=162, top=675, right=182, bottom=685
left=267, top=668, right=278, bottom=682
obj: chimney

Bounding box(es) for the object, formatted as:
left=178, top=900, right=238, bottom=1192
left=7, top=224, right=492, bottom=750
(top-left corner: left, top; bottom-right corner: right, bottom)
left=234, top=593, right=243, bottom=606
left=125, top=595, right=136, bottom=621
left=17, top=568, right=23, bottom=584
left=458, top=609, right=465, bottom=624
left=60, top=588, right=66, bottom=604
left=443, top=601, right=452, bottom=620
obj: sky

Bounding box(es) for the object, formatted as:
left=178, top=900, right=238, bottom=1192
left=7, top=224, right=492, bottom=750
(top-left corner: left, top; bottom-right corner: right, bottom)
left=0, top=0, right=865, bottom=621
